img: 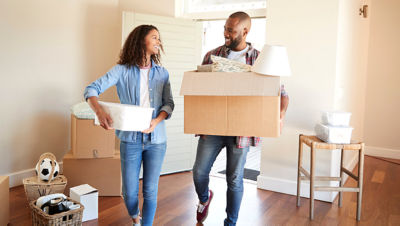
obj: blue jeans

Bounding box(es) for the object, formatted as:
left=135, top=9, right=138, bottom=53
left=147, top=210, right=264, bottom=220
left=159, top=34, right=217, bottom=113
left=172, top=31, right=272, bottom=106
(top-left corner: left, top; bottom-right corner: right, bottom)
left=192, top=135, right=249, bottom=226
left=120, top=133, right=166, bottom=226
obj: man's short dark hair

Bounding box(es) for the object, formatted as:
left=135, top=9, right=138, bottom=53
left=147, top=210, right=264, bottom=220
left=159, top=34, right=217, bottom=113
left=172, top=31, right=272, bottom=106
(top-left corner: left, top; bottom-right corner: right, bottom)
left=229, top=11, right=251, bottom=23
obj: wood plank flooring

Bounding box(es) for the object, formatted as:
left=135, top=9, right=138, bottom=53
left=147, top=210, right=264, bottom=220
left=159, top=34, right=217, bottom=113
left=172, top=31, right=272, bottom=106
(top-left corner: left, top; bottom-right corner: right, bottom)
left=9, top=155, right=400, bottom=226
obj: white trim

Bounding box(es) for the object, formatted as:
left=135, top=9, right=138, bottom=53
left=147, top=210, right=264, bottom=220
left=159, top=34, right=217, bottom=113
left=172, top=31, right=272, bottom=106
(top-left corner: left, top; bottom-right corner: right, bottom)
left=6, top=162, right=63, bottom=188
left=256, top=175, right=335, bottom=202
left=179, top=8, right=266, bottom=20
left=256, top=153, right=359, bottom=203
left=365, top=146, right=400, bottom=159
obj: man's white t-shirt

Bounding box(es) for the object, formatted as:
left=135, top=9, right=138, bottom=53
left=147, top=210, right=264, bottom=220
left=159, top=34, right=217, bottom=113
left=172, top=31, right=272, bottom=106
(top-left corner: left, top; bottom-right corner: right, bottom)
left=227, top=44, right=249, bottom=63
left=139, top=68, right=151, bottom=108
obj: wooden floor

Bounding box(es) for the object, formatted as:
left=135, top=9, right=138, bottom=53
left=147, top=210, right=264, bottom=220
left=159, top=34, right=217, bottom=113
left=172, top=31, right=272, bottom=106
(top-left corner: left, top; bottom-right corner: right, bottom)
left=9, top=156, right=400, bottom=226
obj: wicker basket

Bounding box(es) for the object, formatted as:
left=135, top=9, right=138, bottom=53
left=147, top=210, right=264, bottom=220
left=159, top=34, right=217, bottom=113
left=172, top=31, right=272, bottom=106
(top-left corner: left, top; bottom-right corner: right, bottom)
left=23, top=153, right=67, bottom=202
left=30, top=197, right=84, bottom=226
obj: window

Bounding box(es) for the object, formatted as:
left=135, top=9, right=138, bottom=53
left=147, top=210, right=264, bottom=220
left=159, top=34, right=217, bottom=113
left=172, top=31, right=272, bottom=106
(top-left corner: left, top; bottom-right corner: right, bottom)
left=186, top=0, right=266, bottom=13
left=177, top=0, right=266, bottom=20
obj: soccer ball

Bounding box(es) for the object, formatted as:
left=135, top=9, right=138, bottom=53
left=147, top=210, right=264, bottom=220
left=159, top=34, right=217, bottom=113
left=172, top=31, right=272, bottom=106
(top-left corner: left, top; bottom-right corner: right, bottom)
left=35, top=158, right=59, bottom=181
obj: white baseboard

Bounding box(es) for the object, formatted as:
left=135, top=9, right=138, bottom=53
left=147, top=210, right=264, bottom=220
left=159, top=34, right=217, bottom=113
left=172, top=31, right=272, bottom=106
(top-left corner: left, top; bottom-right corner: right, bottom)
left=257, top=153, right=359, bottom=203
left=6, top=162, right=63, bottom=188
left=257, top=175, right=335, bottom=202
left=365, top=146, right=400, bottom=159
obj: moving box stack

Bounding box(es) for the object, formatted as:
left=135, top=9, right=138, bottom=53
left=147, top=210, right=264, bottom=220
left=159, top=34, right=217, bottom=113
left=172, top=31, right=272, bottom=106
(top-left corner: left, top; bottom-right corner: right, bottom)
left=63, top=102, right=122, bottom=197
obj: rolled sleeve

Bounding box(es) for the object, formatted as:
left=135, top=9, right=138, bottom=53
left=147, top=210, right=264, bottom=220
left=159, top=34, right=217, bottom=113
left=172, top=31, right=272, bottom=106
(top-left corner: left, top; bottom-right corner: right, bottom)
left=160, top=105, right=173, bottom=119
left=281, top=84, right=288, bottom=97
left=83, top=65, right=122, bottom=101
left=160, top=73, right=174, bottom=120
left=84, top=87, right=100, bottom=100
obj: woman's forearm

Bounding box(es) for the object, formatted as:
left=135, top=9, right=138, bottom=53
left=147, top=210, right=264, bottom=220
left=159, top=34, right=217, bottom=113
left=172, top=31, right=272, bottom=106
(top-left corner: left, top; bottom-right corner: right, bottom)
left=155, top=111, right=168, bottom=124
left=87, top=96, right=103, bottom=114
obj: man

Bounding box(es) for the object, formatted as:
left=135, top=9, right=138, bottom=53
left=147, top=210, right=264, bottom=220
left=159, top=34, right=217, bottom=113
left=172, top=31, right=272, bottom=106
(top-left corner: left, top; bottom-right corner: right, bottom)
left=192, top=11, right=289, bottom=226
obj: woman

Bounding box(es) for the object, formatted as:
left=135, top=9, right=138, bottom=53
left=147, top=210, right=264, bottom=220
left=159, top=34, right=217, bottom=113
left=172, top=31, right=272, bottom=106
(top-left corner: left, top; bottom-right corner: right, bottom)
left=84, top=25, right=174, bottom=226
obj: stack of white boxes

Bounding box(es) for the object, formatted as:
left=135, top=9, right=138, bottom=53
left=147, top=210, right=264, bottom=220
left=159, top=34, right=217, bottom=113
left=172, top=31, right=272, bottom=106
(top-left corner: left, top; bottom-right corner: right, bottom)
left=315, top=111, right=353, bottom=144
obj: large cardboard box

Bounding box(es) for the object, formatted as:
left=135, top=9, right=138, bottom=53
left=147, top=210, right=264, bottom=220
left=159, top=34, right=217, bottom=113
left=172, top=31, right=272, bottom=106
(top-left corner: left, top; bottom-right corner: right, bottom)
left=70, top=184, right=98, bottom=222
left=62, top=152, right=121, bottom=196
left=0, top=176, right=9, bottom=226
left=71, top=114, right=115, bottom=159
left=180, top=71, right=281, bottom=137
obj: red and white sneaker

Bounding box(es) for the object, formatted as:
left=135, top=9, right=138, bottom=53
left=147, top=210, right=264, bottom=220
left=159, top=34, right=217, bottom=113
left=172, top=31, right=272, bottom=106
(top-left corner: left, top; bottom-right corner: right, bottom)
left=196, top=190, right=214, bottom=223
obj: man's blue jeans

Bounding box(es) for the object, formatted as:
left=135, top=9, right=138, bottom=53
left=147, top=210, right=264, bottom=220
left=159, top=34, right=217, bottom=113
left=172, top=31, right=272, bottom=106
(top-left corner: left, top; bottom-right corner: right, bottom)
left=120, top=134, right=166, bottom=226
left=193, top=135, right=249, bottom=226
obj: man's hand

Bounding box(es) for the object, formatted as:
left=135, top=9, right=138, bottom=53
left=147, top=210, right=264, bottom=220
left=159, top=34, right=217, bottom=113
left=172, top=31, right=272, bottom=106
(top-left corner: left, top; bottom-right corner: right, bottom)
left=195, top=134, right=207, bottom=139
left=96, top=109, right=113, bottom=130
left=280, top=112, right=286, bottom=134
left=279, top=94, right=289, bottom=134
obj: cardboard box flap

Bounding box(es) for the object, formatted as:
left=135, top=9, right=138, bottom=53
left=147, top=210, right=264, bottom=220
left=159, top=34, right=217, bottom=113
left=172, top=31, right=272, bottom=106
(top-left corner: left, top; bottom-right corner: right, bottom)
left=71, top=184, right=98, bottom=195
left=180, top=71, right=280, bottom=96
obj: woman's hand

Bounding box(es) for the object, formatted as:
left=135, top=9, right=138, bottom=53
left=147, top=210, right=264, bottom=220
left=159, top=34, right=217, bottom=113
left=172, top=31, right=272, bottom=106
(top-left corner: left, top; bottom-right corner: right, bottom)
left=96, top=109, right=114, bottom=130
left=87, top=96, right=114, bottom=130
left=142, top=111, right=168, bottom=134
left=142, top=118, right=159, bottom=134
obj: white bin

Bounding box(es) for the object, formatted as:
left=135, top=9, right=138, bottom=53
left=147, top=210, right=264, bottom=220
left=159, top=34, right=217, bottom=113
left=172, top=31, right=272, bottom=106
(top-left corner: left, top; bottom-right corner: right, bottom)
left=95, top=101, right=154, bottom=131
left=321, top=111, right=352, bottom=127
left=315, top=123, right=353, bottom=144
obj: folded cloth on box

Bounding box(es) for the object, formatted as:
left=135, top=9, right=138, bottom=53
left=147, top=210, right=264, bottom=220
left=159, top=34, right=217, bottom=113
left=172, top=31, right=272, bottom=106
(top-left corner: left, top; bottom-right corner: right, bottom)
left=210, top=55, right=252, bottom=72
left=197, top=64, right=213, bottom=72
left=71, top=102, right=96, bottom=119
left=196, top=56, right=252, bottom=72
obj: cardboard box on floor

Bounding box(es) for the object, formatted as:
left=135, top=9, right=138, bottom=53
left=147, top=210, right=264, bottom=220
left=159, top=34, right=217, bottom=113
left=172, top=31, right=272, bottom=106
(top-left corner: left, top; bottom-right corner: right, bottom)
left=71, top=114, right=115, bottom=159
left=180, top=71, right=281, bottom=137
left=70, top=184, right=98, bottom=222
left=62, top=151, right=121, bottom=196
left=0, top=176, right=9, bottom=226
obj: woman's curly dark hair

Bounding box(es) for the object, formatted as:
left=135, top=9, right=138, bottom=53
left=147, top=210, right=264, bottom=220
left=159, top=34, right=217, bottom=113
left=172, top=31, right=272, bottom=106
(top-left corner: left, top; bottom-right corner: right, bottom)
left=118, top=25, right=164, bottom=67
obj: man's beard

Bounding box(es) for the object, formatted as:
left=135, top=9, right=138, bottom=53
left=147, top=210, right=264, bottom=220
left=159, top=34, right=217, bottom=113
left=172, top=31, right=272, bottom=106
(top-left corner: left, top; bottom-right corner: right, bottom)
left=226, top=34, right=242, bottom=50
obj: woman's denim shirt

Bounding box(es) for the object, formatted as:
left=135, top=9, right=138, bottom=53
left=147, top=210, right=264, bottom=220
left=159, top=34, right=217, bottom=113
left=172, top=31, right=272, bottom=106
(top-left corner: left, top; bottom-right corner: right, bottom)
left=84, top=61, right=174, bottom=144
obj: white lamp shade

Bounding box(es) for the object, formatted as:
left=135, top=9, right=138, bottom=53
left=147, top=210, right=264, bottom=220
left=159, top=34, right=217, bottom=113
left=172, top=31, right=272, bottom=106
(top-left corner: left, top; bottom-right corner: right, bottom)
left=251, top=45, right=291, bottom=77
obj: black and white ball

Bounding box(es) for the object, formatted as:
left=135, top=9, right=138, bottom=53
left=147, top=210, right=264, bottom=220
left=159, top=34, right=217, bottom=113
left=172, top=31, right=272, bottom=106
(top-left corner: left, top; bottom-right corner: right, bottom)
left=35, top=158, right=59, bottom=181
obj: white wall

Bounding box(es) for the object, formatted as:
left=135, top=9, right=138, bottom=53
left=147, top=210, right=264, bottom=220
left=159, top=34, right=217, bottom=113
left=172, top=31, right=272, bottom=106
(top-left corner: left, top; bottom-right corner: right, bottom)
left=119, top=0, right=176, bottom=18
left=0, top=0, right=177, bottom=186
left=0, top=0, right=120, bottom=181
left=257, top=0, right=370, bottom=202
left=335, top=0, right=370, bottom=141
left=363, top=0, right=400, bottom=158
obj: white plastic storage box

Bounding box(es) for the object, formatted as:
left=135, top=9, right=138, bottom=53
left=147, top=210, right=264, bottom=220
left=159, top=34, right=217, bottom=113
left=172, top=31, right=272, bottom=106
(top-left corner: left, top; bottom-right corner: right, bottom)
left=321, top=111, right=352, bottom=126
left=315, top=123, right=353, bottom=144
left=95, top=101, right=154, bottom=131
left=70, top=184, right=98, bottom=222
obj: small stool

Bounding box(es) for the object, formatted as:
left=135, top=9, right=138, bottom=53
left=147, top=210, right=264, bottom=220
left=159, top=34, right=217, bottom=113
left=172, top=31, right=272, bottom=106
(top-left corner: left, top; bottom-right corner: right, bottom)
left=296, top=135, right=365, bottom=221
